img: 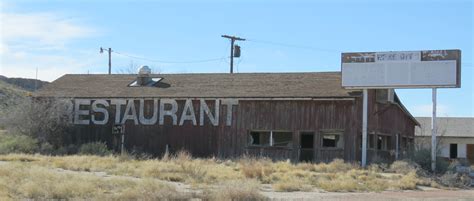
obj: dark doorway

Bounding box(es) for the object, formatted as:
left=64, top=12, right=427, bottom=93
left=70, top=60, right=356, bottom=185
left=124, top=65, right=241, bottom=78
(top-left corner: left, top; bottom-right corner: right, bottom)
left=299, top=132, right=314, bottom=162
left=467, top=144, right=474, bottom=164
left=450, top=144, right=458, bottom=159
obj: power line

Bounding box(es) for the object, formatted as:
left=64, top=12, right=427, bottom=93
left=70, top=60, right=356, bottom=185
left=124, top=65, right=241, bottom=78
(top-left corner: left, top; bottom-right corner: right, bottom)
left=246, top=38, right=343, bottom=53
left=113, top=51, right=228, bottom=64
left=221, top=35, right=246, bottom=73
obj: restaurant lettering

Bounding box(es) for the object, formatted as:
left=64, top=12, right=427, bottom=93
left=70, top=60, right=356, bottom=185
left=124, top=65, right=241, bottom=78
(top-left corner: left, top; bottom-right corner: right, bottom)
left=71, top=99, right=238, bottom=126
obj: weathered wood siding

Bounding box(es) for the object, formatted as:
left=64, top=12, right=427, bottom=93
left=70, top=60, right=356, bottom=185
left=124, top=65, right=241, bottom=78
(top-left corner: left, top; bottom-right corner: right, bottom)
left=354, top=90, right=417, bottom=163
left=68, top=90, right=416, bottom=163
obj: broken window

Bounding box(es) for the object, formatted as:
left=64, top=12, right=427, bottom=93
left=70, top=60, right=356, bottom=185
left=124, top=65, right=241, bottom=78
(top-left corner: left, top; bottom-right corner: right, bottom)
left=272, top=131, right=292, bottom=147
left=321, top=131, right=344, bottom=148
left=248, top=131, right=292, bottom=147
left=377, top=135, right=391, bottom=151
left=249, top=131, right=271, bottom=146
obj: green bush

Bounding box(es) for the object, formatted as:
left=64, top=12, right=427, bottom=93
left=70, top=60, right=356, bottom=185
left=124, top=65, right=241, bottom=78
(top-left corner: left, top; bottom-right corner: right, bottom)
left=56, top=144, right=80, bottom=155
left=39, top=142, right=54, bottom=155
left=411, top=148, right=450, bottom=173
left=0, top=133, right=39, bottom=154
left=78, top=142, right=112, bottom=156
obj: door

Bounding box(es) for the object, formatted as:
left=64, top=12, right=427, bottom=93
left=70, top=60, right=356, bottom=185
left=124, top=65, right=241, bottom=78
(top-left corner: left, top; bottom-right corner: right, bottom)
left=299, top=132, right=314, bottom=162
left=467, top=144, right=474, bottom=164
left=450, top=144, right=458, bottom=159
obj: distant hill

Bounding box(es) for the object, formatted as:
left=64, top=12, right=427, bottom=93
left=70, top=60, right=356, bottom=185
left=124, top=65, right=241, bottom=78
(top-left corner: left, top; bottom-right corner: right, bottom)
left=0, top=79, right=29, bottom=106
left=0, top=75, right=49, bottom=92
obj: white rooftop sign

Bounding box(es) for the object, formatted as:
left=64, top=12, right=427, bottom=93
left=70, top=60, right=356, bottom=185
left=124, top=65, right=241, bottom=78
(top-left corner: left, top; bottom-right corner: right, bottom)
left=341, top=50, right=461, bottom=88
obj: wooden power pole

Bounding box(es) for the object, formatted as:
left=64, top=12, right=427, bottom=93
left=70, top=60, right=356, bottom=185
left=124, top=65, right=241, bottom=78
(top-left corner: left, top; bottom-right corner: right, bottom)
left=100, top=47, right=112, bottom=74
left=221, top=35, right=245, bottom=73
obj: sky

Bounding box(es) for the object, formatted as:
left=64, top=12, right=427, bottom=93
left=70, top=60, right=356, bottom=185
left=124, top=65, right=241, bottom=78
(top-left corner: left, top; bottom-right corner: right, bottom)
left=0, top=0, right=473, bottom=117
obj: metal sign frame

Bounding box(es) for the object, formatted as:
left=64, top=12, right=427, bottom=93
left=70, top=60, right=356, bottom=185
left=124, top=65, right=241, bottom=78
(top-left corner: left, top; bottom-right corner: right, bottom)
left=341, top=49, right=462, bottom=172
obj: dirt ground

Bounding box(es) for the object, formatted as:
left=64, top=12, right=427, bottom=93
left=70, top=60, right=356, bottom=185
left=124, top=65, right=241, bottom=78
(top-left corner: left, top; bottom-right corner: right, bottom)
left=30, top=167, right=474, bottom=200
left=262, top=189, right=474, bottom=201
left=1, top=160, right=473, bottom=200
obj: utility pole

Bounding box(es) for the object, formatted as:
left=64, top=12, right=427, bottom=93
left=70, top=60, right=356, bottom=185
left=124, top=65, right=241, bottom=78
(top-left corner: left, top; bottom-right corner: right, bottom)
left=221, top=35, right=245, bottom=73
left=100, top=47, right=112, bottom=74
left=34, top=67, right=38, bottom=91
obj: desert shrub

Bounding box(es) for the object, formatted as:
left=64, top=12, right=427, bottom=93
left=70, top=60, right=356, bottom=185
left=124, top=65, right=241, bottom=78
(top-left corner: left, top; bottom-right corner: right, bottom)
left=0, top=98, right=73, bottom=148
left=272, top=178, right=312, bottom=192
left=389, top=160, right=417, bottom=174
left=38, top=142, right=54, bottom=155
left=78, top=142, right=111, bottom=156
left=436, top=158, right=451, bottom=173
left=438, top=172, right=472, bottom=188
left=411, top=148, right=449, bottom=173
left=0, top=133, right=38, bottom=154
left=207, top=180, right=267, bottom=201
left=239, top=157, right=274, bottom=182
left=393, top=171, right=419, bottom=190
left=55, top=144, right=80, bottom=155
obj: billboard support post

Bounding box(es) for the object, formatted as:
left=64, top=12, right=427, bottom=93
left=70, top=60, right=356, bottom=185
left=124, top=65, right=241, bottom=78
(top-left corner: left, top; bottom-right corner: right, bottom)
left=341, top=50, right=460, bottom=169
left=431, top=88, right=437, bottom=172
left=362, top=89, right=368, bottom=167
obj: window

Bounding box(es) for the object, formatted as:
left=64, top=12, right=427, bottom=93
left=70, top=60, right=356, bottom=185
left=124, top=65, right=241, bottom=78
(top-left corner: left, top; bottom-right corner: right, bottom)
left=377, top=135, right=391, bottom=151
left=128, top=77, right=163, bottom=87
left=249, top=131, right=271, bottom=146
left=321, top=131, right=344, bottom=148
left=272, top=131, right=292, bottom=147
left=300, top=132, right=314, bottom=149
left=369, top=134, right=375, bottom=149
left=248, top=131, right=292, bottom=147
left=376, top=89, right=394, bottom=104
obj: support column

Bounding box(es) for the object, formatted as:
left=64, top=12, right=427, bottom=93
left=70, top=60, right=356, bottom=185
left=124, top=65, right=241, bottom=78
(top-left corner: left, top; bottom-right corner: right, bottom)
left=362, top=89, right=368, bottom=167
left=431, top=88, right=437, bottom=172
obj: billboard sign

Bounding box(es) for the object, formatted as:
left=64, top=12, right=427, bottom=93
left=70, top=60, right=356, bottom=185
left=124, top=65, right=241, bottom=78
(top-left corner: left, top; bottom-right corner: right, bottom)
left=341, top=49, right=461, bottom=88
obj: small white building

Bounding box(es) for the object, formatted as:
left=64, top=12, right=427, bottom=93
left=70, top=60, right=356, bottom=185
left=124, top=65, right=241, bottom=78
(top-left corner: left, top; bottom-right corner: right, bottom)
left=415, top=117, right=474, bottom=164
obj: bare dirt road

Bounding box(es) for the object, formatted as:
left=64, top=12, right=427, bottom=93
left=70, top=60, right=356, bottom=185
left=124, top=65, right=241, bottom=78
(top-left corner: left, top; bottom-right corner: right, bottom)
left=263, top=189, right=474, bottom=201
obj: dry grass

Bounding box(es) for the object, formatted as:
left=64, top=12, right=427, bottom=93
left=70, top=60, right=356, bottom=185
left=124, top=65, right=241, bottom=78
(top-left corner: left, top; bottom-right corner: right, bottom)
left=207, top=179, right=267, bottom=201
left=0, top=153, right=431, bottom=199
left=0, top=162, right=194, bottom=200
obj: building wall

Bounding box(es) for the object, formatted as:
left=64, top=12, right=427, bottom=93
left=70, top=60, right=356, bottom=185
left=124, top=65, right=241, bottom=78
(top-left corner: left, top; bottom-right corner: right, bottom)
left=65, top=90, right=416, bottom=163
left=416, top=136, right=474, bottom=158
left=354, top=90, right=417, bottom=162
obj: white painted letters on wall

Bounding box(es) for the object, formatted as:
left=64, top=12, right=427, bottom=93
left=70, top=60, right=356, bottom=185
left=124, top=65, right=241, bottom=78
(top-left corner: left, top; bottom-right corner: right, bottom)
left=179, top=99, right=197, bottom=126
left=71, top=98, right=237, bottom=126
left=200, top=99, right=219, bottom=126
left=111, top=99, right=126, bottom=124
left=122, top=99, right=139, bottom=125
left=74, top=99, right=90, bottom=125
left=159, top=99, right=178, bottom=125
left=139, top=99, right=158, bottom=125
left=222, top=99, right=238, bottom=126
left=91, top=99, right=109, bottom=125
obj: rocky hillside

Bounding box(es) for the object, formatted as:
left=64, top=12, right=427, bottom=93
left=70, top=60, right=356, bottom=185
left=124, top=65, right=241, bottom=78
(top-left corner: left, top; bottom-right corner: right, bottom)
left=0, top=75, right=49, bottom=92
left=0, top=79, right=29, bottom=106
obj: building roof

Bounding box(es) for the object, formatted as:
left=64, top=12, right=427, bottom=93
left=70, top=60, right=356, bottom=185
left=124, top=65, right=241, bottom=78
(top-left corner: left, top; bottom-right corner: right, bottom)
left=415, top=117, right=474, bottom=138
left=35, top=72, right=359, bottom=98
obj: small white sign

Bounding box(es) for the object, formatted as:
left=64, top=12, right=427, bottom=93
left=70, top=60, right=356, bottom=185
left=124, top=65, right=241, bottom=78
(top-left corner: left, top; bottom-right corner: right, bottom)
left=112, top=125, right=125, bottom=134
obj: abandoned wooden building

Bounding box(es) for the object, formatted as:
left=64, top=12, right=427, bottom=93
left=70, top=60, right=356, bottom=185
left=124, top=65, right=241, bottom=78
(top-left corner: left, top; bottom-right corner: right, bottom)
left=35, top=69, right=418, bottom=163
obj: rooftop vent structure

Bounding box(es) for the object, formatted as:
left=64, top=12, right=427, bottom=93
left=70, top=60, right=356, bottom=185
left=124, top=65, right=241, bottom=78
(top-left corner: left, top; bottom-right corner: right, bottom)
left=128, top=65, right=162, bottom=87
left=137, top=65, right=152, bottom=86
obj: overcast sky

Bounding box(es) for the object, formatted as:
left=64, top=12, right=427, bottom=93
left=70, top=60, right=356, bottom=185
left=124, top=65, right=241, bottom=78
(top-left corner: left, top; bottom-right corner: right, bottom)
left=0, top=0, right=472, bottom=117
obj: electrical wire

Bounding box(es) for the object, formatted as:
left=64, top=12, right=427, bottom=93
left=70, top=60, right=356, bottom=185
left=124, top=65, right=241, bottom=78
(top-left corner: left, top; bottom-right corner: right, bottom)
left=113, top=51, right=229, bottom=64
left=246, top=38, right=343, bottom=53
